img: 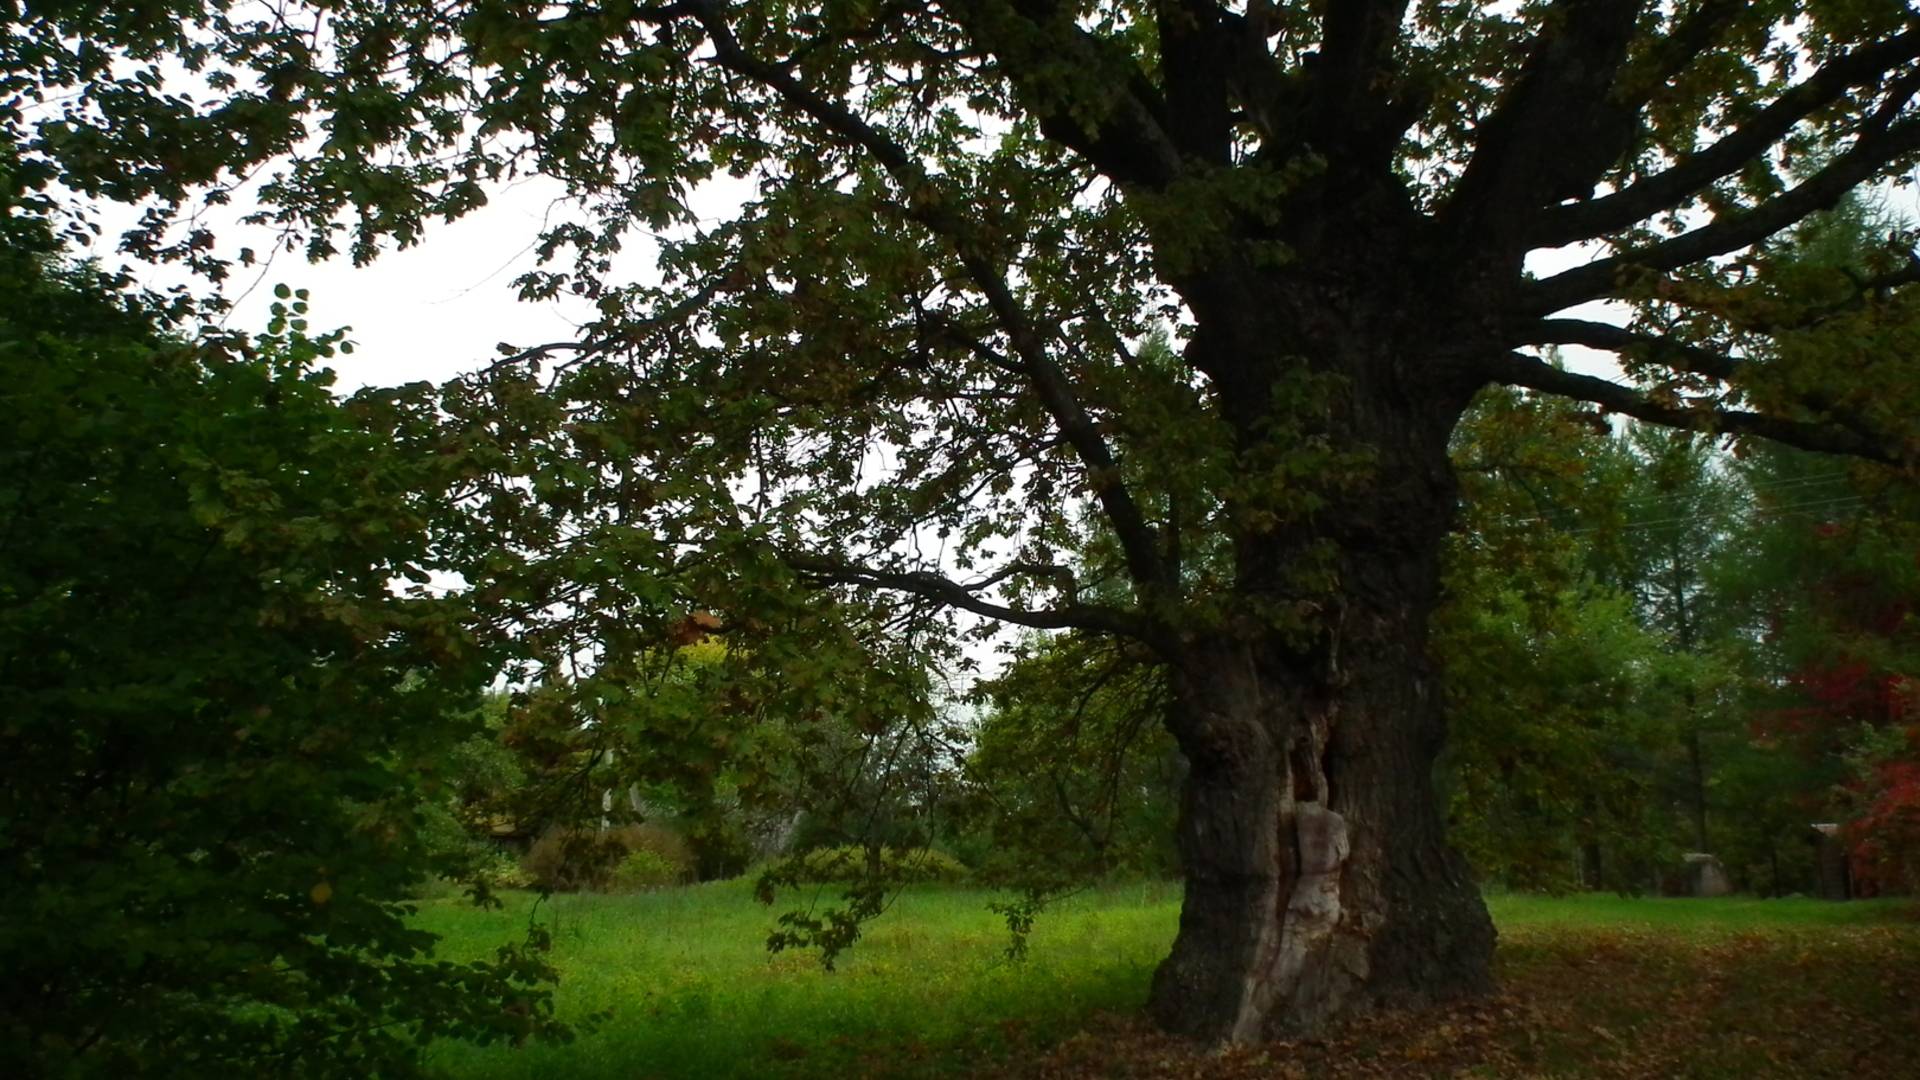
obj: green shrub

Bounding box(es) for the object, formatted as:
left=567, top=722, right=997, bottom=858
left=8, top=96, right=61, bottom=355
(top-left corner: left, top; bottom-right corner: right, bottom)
left=0, top=195, right=566, bottom=1076
left=479, top=849, right=536, bottom=891
left=521, top=823, right=694, bottom=891
left=609, top=849, right=682, bottom=891
left=523, top=828, right=622, bottom=891
left=616, top=822, right=695, bottom=878
left=789, top=845, right=971, bottom=884
left=682, top=817, right=756, bottom=881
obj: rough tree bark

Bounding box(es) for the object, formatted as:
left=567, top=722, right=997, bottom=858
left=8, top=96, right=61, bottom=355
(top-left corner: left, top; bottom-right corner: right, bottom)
left=1149, top=616, right=1496, bottom=1041
left=1141, top=267, right=1497, bottom=1038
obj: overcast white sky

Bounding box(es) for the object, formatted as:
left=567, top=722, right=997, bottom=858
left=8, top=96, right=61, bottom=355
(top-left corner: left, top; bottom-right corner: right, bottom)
left=208, top=176, right=620, bottom=390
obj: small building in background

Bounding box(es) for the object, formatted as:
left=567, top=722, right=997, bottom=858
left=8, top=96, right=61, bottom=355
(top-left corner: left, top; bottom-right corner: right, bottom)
left=1811, top=823, right=1853, bottom=900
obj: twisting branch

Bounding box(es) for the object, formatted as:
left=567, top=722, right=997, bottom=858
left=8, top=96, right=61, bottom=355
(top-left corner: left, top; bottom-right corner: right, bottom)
left=785, top=553, right=1166, bottom=645
left=1526, top=113, right=1920, bottom=315
left=682, top=0, right=1170, bottom=594
left=1537, top=26, right=1920, bottom=247
left=1487, top=351, right=1906, bottom=464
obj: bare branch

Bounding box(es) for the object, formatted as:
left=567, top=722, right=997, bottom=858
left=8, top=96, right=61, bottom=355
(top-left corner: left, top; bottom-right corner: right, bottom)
left=1526, top=114, right=1920, bottom=315
left=1538, top=27, right=1920, bottom=247
left=786, top=554, right=1165, bottom=645
left=1522, top=318, right=1738, bottom=380
left=1486, top=351, right=1907, bottom=463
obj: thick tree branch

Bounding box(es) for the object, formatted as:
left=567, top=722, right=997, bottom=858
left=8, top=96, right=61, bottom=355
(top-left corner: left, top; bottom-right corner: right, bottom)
left=1441, top=0, right=1642, bottom=245
left=1522, top=318, right=1738, bottom=380
left=1309, top=0, right=1411, bottom=146
left=1520, top=315, right=1896, bottom=447
left=1155, top=0, right=1233, bottom=165
left=1215, top=3, right=1297, bottom=147
left=1525, top=113, right=1920, bottom=315
left=944, top=0, right=1186, bottom=189
left=685, top=1, right=1169, bottom=594
left=1538, top=27, right=1920, bottom=247
left=1487, top=351, right=1907, bottom=464
left=786, top=554, right=1165, bottom=645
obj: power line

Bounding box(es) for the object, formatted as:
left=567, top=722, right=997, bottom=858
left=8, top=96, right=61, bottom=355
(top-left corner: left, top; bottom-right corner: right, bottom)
left=1488, top=493, right=1875, bottom=538
left=1499, top=470, right=1858, bottom=530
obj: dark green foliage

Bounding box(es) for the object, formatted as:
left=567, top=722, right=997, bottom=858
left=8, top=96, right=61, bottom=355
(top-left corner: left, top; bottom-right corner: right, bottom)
left=0, top=177, right=564, bottom=1076
left=961, top=631, right=1182, bottom=883
left=1440, top=388, right=1676, bottom=893
left=17, top=0, right=1920, bottom=1036
left=1717, top=441, right=1920, bottom=892
left=1441, top=371, right=1920, bottom=898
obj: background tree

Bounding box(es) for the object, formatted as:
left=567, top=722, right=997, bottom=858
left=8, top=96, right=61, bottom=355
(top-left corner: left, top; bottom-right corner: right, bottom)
left=16, top=0, right=1920, bottom=1042
left=1438, top=386, right=1675, bottom=894
left=962, top=630, right=1183, bottom=884
left=1608, top=426, right=1748, bottom=858
left=0, top=169, right=566, bottom=1075
left=1721, top=441, right=1920, bottom=892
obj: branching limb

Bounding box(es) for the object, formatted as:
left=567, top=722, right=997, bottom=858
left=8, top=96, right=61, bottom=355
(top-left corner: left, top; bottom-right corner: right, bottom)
left=1537, top=26, right=1920, bottom=248
left=685, top=1, right=1170, bottom=594
left=1526, top=112, right=1920, bottom=314
left=1309, top=0, right=1413, bottom=148
left=785, top=553, right=1166, bottom=646
left=1519, top=316, right=1891, bottom=446
left=1442, top=0, right=1642, bottom=242
left=1487, top=351, right=1907, bottom=464
left=942, top=0, right=1186, bottom=189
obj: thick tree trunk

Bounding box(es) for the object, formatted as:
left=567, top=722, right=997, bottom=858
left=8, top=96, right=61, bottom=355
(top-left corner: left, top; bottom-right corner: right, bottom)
left=1146, top=626, right=1495, bottom=1041
left=1145, top=292, right=1496, bottom=1039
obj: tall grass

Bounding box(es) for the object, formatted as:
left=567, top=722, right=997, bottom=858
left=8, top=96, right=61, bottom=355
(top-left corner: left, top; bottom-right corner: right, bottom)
left=416, top=880, right=1179, bottom=1078
left=415, top=884, right=1914, bottom=1079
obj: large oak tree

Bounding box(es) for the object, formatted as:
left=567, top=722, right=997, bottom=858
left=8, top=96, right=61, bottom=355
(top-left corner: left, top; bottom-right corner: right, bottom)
left=15, top=0, right=1920, bottom=1043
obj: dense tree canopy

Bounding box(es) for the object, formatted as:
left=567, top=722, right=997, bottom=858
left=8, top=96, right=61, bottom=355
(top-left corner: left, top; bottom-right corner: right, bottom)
left=0, top=168, right=568, bottom=1076
left=12, top=0, right=1920, bottom=1045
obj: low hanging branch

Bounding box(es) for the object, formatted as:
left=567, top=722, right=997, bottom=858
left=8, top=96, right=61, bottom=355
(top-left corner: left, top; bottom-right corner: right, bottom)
left=783, top=552, right=1164, bottom=645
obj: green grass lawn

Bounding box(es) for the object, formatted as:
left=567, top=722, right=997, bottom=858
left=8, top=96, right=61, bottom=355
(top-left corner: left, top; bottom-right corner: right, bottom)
left=413, top=883, right=1918, bottom=1079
